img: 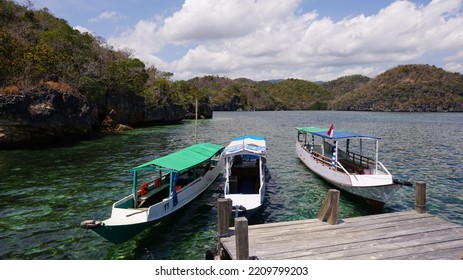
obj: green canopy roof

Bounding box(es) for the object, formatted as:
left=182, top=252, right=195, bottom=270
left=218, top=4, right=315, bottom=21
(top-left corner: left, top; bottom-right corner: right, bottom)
left=132, top=143, right=224, bottom=172
left=296, top=127, right=328, bottom=133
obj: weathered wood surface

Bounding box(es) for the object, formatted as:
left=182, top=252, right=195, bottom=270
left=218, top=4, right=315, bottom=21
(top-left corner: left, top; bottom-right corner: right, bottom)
left=316, top=189, right=340, bottom=225
left=219, top=211, right=463, bottom=260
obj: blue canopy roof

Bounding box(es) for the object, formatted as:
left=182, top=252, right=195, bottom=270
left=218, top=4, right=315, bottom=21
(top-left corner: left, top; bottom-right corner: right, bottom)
left=232, top=135, right=265, bottom=141
left=222, top=135, right=267, bottom=156
left=297, top=127, right=381, bottom=140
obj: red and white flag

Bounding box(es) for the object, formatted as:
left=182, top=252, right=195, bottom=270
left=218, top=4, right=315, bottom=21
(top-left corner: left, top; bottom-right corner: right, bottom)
left=327, top=123, right=334, bottom=138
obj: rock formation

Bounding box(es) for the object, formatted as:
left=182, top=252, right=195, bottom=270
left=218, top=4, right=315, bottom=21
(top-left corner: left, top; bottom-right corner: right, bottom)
left=0, top=88, right=93, bottom=148
left=0, top=87, right=189, bottom=148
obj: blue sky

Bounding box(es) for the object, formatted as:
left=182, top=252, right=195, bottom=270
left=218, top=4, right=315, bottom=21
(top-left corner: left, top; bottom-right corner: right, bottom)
left=30, top=0, right=463, bottom=81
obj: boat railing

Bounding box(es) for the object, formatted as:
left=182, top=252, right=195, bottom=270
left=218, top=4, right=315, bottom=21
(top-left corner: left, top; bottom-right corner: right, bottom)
left=347, top=152, right=375, bottom=168
left=312, top=151, right=352, bottom=175
left=377, top=161, right=392, bottom=176
left=335, top=161, right=351, bottom=176
left=311, top=151, right=332, bottom=166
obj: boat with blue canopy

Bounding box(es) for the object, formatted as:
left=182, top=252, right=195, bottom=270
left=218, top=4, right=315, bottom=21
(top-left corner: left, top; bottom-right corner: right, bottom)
left=222, top=135, right=269, bottom=216
left=296, top=126, right=400, bottom=208
left=80, top=142, right=224, bottom=244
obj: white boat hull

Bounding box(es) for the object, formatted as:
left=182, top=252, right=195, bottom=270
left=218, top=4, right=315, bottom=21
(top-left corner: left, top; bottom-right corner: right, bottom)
left=296, top=141, right=399, bottom=207
left=92, top=159, right=224, bottom=243
left=225, top=182, right=267, bottom=213
left=222, top=136, right=268, bottom=215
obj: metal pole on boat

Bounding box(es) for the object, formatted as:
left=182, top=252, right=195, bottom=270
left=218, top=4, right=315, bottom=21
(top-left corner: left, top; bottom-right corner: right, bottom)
left=311, top=135, right=314, bottom=153
left=132, top=171, right=138, bottom=208
left=322, top=139, right=325, bottom=156
left=375, top=140, right=379, bottom=172
left=332, top=140, right=337, bottom=169
left=194, top=98, right=198, bottom=144
left=346, top=139, right=350, bottom=157
left=360, top=139, right=363, bottom=156
left=169, top=171, right=173, bottom=199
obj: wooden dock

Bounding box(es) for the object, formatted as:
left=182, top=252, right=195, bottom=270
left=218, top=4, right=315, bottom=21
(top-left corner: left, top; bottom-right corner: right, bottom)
left=216, top=182, right=463, bottom=260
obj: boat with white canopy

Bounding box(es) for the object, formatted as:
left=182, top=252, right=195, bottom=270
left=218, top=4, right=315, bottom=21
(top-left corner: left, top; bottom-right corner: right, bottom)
left=222, top=135, right=269, bottom=215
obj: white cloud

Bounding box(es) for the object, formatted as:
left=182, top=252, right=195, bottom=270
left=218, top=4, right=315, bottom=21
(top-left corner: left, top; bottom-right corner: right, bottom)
left=444, top=62, right=463, bottom=72
left=108, top=19, right=165, bottom=64
left=91, top=11, right=127, bottom=23
left=160, top=0, right=300, bottom=42
left=74, top=25, right=94, bottom=35
left=108, top=0, right=463, bottom=81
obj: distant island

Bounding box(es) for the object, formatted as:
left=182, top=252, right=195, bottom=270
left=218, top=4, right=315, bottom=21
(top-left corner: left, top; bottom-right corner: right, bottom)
left=199, top=64, right=463, bottom=112
left=1, top=1, right=463, bottom=148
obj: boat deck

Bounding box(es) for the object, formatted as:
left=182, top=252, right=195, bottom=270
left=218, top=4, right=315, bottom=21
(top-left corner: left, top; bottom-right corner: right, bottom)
left=219, top=210, right=463, bottom=259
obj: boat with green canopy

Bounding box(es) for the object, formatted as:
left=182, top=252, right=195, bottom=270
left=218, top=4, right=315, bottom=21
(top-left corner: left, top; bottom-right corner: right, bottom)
left=81, top=142, right=224, bottom=244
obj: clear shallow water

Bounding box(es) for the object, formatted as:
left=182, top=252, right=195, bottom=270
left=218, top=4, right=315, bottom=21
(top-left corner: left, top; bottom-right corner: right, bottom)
left=0, top=111, right=462, bottom=259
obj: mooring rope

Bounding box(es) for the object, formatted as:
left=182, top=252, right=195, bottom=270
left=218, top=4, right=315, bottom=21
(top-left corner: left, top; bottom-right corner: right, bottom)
left=74, top=224, right=89, bottom=257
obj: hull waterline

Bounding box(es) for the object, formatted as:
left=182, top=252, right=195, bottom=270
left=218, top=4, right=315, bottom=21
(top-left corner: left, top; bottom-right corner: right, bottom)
left=92, top=220, right=158, bottom=244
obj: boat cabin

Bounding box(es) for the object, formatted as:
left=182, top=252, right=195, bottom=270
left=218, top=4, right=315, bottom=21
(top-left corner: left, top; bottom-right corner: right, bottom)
left=297, top=127, right=387, bottom=176
left=120, top=143, right=223, bottom=209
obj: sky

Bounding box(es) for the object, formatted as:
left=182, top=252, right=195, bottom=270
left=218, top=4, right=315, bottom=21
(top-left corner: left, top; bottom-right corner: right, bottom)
left=29, top=0, right=463, bottom=81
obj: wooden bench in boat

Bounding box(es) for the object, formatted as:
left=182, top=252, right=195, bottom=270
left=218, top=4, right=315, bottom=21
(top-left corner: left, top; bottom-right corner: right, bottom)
left=138, top=183, right=169, bottom=207
left=232, top=165, right=259, bottom=177
left=338, top=159, right=365, bottom=174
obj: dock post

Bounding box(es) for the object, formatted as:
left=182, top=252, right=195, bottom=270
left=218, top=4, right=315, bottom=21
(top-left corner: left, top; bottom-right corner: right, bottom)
left=415, top=181, right=426, bottom=214
left=235, top=217, right=249, bottom=260
left=217, top=198, right=232, bottom=259
left=217, top=198, right=232, bottom=236
left=316, top=189, right=340, bottom=225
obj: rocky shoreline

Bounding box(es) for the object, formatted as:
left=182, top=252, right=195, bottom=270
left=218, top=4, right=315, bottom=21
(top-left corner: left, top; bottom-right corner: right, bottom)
left=0, top=87, right=209, bottom=149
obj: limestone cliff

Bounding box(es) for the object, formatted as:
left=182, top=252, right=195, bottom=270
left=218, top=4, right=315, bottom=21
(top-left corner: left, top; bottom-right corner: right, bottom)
left=0, top=88, right=93, bottom=148
left=0, top=87, right=187, bottom=148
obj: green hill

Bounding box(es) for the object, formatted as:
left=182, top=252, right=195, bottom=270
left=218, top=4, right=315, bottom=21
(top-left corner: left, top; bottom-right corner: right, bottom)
left=330, top=65, right=463, bottom=112
left=2, top=1, right=462, bottom=114
left=188, top=76, right=332, bottom=111
left=320, top=75, right=371, bottom=98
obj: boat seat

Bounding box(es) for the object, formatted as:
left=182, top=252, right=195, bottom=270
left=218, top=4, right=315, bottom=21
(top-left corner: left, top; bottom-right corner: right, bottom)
left=138, top=183, right=168, bottom=201
left=339, top=160, right=364, bottom=174
left=229, top=176, right=238, bottom=193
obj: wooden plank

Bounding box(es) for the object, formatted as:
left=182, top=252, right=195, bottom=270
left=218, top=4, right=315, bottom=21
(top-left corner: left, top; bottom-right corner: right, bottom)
left=251, top=226, right=463, bottom=260
left=243, top=215, right=452, bottom=245
left=245, top=210, right=424, bottom=233
left=219, top=211, right=463, bottom=260
left=345, top=240, right=463, bottom=260
left=285, top=229, right=463, bottom=260
left=386, top=247, right=463, bottom=260
left=222, top=213, right=460, bottom=260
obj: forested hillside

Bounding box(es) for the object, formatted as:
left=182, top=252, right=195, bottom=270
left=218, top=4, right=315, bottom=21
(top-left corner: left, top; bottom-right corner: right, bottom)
left=1, top=1, right=462, bottom=118
left=330, top=65, right=463, bottom=112
left=0, top=0, right=202, bottom=120
left=320, top=75, right=371, bottom=98
left=188, top=76, right=332, bottom=111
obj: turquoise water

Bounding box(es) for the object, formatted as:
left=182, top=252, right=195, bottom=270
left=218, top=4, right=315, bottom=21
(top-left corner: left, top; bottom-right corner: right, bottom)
left=0, top=111, right=462, bottom=259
